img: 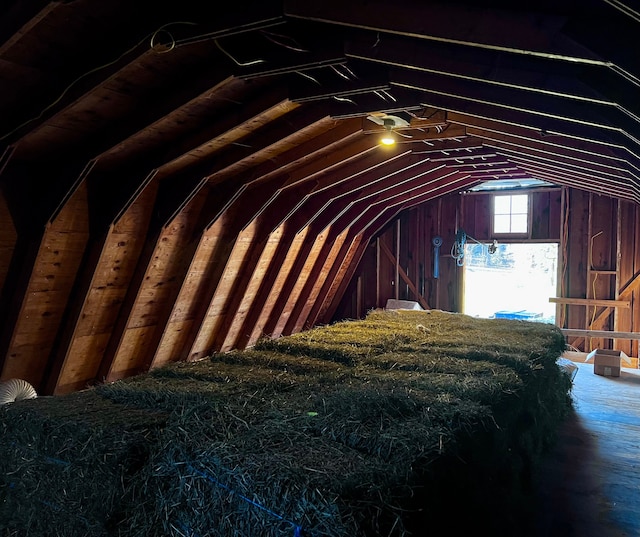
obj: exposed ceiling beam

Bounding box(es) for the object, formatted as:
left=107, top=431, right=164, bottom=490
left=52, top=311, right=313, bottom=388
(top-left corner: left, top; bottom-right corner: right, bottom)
left=346, top=33, right=610, bottom=105
left=391, top=72, right=640, bottom=145
left=448, top=112, right=640, bottom=172
left=285, top=0, right=606, bottom=64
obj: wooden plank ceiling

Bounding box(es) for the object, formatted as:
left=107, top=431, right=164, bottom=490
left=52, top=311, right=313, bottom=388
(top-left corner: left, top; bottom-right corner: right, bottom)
left=1, top=0, right=639, bottom=394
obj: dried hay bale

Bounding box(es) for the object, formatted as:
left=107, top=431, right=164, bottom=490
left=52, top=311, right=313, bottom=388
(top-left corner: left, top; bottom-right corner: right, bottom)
left=1, top=309, right=572, bottom=536
left=0, top=390, right=167, bottom=537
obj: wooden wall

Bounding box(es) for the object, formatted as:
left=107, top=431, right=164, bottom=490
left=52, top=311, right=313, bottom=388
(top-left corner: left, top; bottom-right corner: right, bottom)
left=3, top=179, right=639, bottom=396
left=560, top=191, right=640, bottom=358
left=334, top=188, right=562, bottom=317
left=3, top=141, right=479, bottom=395
left=335, top=187, right=640, bottom=362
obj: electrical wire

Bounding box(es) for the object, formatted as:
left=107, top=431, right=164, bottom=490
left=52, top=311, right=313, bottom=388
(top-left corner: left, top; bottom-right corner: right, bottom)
left=295, top=70, right=320, bottom=84
left=0, top=21, right=198, bottom=143
left=559, top=189, right=570, bottom=328
left=214, top=39, right=265, bottom=66
left=589, top=230, right=604, bottom=350
left=380, top=89, right=396, bottom=102
left=374, top=90, right=390, bottom=102
left=339, top=64, right=357, bottom=79
left=330, top=64, right=352, bottom=81
left=333, top=95, right=357, bottom=105
left=260, top=30, right=308, bottom=52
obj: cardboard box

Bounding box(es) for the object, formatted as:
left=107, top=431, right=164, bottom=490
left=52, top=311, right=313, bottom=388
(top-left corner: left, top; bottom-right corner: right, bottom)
left=586, top=349, right=622, bottom=377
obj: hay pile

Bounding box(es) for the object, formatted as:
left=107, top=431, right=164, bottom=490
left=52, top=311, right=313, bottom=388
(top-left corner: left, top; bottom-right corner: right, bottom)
left=0, top=391, right=166, bottom=536
left=0, top=310, right=572, bottom=536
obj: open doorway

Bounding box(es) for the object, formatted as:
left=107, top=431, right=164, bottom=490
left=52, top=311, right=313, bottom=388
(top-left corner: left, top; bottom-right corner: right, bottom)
left=462, top=242, right=558, bottom=324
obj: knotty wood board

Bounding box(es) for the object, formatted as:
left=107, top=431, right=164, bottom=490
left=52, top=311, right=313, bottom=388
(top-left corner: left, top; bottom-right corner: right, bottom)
left=616, top=201, right=635, bottom=356
left=247, top=227, right=310, bottom=346
left=108, top=203, right=201, bottom=374
left=190, top=220, right=259, bottom=358
left=150, top=213, right=229, bottom=367
left=219, top=223, right=284, bottom=352
left=286, top=228, right=348, bottom=335
left=271, top=229, right=330, bottom=338
left=54, top=183, right=157, bottom=391
left=2, top=185, right=89, bottom=386
left=106, top=326, right=156, bottom=381
left=314, top=232, right=366, bottom=326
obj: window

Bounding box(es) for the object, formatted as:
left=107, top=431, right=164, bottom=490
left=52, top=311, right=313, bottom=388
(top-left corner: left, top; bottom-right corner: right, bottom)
left=493, top=194, right=528, bottom=234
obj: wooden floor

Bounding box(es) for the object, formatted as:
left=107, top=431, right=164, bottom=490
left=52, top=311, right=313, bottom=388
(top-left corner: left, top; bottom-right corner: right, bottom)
left=531, top=362, right=640, bottom=537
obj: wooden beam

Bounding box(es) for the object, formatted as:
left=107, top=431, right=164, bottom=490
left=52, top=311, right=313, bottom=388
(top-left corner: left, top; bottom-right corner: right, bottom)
left=561, top=329, right=640, bottom=340
left=301, top=229, right=364, bottom=331
left=331, top=170, right=469, bottom=234
left=189, top=219, right=264, bottom=358
left=286, top=0, right=606, bottom=65
left=379, top=240, right=429, bottom=309
left=49, top=182, right=157, bottom=394
left=550, top=297, right=630, bottom=308
left=416, top=90, right=633, bottom=154
left=450, top=112, right=640, bottom=170
left=200, top=112, right=351, bottom=189
left=1, top=183, right=90, bottom=391
left=390, top=124, right=468, bottom=143
left=0, top=1, right=54, bottom=56
left=283, top=227, right=351, bottom=335
left=271, top=227, right=333, bottom=338
left=227, top=222, right=294, bottom=350
left=213, top=180, right=323, bottom=350
left=479, top=136, right=637, bottom=184
left=98, top=191, right=208, bottom=381
left=177, top=178, right=285, bottom=361
left=616, top=269, right=640, bottom=301
left=258, top=225, right=321, bottom=339
left=392, top=69, right=635, bottom=136
left=346, top=34, right=602, bottom=106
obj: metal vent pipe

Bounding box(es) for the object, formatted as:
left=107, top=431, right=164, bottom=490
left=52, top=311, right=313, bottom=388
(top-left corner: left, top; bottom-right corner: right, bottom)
left=0, top=379, right=38, bottom=405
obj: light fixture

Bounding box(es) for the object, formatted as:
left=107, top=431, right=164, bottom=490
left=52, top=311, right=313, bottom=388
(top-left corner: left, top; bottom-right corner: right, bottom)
left=366, top=114, right=410, bottom=146
left=380, top=130, right=396, bottom=145
left=379, top=118, right=396, bottom=145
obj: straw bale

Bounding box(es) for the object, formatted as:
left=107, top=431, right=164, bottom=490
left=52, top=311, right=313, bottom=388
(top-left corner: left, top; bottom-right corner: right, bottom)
left=0, top=390, right=167, bottom=536
left=1, top=309, right=572, bottom=536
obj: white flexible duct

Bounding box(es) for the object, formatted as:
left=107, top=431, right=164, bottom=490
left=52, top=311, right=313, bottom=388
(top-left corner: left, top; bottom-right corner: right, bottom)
left=0, top=378, right=38, bottom=405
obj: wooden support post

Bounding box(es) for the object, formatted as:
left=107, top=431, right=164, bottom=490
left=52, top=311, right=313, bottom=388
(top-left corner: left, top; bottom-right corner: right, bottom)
left=586, top=192, right=593, bottom=334
left=395, top=220, right=400, bottom=300
left=380, top=241, right=429, bottom=310
left=376, top=237, right=381, bottom=309
left=614, top=200, right=621, bottom=334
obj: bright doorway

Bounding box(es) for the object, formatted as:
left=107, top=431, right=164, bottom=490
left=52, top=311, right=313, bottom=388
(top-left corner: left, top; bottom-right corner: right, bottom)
left=462, top=242, right=558, bottom=324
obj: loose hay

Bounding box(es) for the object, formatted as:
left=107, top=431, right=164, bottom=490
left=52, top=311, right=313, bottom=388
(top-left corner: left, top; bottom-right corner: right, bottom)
left=0, top=390, right=167, bottom=537
left=0, top=310, right=572, bottom=536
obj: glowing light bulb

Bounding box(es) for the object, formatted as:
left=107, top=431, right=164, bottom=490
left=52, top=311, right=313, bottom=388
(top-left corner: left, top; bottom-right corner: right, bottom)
left=380, top=131, right=396, bottom=145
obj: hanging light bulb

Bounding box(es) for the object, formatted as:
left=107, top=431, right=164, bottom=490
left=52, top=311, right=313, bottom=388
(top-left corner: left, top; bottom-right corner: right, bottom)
left=380, top=129, right=396, bottom=145
left=380, top=118, right=396, bottom=145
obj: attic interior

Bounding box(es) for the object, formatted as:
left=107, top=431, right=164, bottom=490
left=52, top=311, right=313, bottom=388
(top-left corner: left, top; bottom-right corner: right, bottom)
left=1, top=0, right=640, bottom=396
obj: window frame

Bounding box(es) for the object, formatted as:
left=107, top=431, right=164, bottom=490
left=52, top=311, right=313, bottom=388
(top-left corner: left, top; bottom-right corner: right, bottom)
left=492, top=193, right=530, bottom=237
